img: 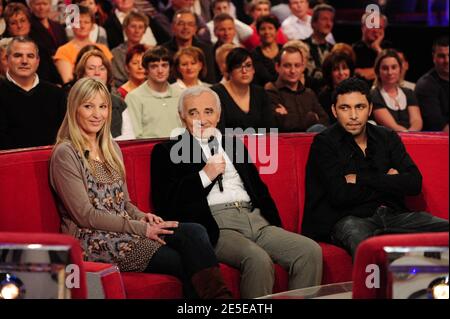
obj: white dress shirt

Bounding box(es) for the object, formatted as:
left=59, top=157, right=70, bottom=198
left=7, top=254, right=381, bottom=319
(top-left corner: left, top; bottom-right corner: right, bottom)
left=197, top=132, right=251, bottom=206
left=282, top=14, right=335, bottom=44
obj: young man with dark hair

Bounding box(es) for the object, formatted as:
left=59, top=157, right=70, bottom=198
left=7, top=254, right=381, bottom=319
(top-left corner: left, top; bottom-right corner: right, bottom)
left=302, top=77, right=448, bottom=257
left=415, top=36, right=449, bottom=132
left=125, top=46, right=182, bottom=138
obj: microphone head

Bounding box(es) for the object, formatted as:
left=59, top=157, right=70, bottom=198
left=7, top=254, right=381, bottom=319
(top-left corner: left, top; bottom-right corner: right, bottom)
left=208, top=136, right=219, bottom=154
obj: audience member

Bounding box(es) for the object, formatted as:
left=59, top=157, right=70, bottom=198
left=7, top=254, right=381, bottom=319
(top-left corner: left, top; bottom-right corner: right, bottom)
left=0, top=37, right=66, bottom=150
left=282, top=0, right=334, bottom=43
left=0, top=0, right=5, bottom=38
left=111, top=11, right=149, bottom=89
left=104, top=0, right=170, bottom=50
left=415, top=36, right=449, bottom=132
left=331, top=42, right=356, bottom=65
left=213, top=13, right=238, bottom=49
left=353, top=12, right=392, bottom=83
left=251, top=14, right=282, bottom=87
left=211, top=47, right=275, bottom=132
left=318, top=51, right=354, bottom=122
left=161, top=0, right=211, bottom=43
left=74, top=49, right=135, bottom=140
left=283, top=39, right=319, bottom=91
left=162, top=9, right=216, bottom=84
left=0, top=37, right=10, bottom=77
left=117, top=44, right=146, bottom=98
left=28, top=0, right=67, bottom=56
left=151, top=86, right=322, bottom=298
left=303, top=3, right=334, bottom=81
left=54, top=5, right=112, bottom=84
left=243, top=0, right=288, bottom=51
left=171, top=46, right=209, bottom=91
left=125, top=46, right=182, bottom=138
left=4, top=2, right=62, bottom=84
left=207, top=0, right=252, bottom=45
left=214, top=42, right=238, bottom=83
left=49, top=77, right=232, bottom=299
left=371, top=49, right=422, bottom=132
left=266, top=46, right=328, bottom=132
left=67, top=0, right=108, bottom=46
left=302, top=77, right=449, bottom=257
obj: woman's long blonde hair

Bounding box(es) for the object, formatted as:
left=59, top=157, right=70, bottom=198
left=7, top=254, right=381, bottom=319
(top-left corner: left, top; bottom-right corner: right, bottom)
left=55, top=77, right=125, bottom=177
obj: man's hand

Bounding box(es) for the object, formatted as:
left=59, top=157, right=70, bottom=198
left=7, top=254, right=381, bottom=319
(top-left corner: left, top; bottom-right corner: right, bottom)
left=140, top=213, right=164, bottom=225
left=345, top=174, right=357, bottom=184
left=203, top=154, right=225, bottom=181
left=387, top=168, right=399, bottom=175
left=371, top=29, right=384, bottom=53
left=275, top=104, right=288, bottom=115
left=146, top=221, right=179, bottom=245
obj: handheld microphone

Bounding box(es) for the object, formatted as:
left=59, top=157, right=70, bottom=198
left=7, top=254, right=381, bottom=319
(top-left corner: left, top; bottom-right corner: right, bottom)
left=208, top=136, right=224, bottom=192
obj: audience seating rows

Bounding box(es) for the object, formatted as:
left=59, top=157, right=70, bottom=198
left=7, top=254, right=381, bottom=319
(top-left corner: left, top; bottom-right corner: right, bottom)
left=0, top=133, right=448, bottom=298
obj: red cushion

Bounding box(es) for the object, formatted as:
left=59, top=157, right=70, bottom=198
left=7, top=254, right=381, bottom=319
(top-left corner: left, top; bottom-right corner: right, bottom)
left=401, top=133, right=449, bottom=219
left=352, top=232, right=449, bottom=299
left=83, top=261, right=126, bottom=299
left=120, top=272, right=183, bottom=299
left=245, top=136, right=301, bottom=233
left=0, top=147, right=60, bottom=233
left=319, top=242, right=353, bottom=284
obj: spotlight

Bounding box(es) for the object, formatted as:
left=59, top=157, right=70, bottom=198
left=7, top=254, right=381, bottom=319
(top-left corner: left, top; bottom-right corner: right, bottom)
left=428, top=276, right=449, bottom=299
left=0, top=273, right=25, bottom=299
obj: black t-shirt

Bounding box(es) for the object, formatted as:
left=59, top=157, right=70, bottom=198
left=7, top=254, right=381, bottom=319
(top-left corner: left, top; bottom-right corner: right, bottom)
left=352, top=39, right=393, bottom=68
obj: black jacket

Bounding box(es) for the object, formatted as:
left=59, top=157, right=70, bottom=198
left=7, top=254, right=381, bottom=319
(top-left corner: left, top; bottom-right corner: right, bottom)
left=150, top=132, right=282, bottom=245
left=302, top=123, right=422, bottom=242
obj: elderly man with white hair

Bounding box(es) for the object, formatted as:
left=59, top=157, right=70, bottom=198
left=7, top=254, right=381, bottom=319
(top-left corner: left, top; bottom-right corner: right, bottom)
left=151, top=86, right=323, bottom=299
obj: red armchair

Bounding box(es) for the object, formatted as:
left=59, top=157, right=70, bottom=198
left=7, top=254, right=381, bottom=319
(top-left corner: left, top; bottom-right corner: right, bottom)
left=352, top=232, right=449, bottom=299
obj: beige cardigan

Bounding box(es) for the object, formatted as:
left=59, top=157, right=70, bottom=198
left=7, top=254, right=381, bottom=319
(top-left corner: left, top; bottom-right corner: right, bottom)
left=49, top=141, right=148, bottom=238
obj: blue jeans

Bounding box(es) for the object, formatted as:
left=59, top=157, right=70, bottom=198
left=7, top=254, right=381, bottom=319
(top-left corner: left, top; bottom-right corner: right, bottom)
left=330, top=206, right=449, bottom=258
left=144, top=222, right=218, bottom=298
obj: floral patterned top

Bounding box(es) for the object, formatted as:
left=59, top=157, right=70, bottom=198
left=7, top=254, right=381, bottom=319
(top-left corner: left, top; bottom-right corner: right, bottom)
left=50, top=142, right=161, bottom=272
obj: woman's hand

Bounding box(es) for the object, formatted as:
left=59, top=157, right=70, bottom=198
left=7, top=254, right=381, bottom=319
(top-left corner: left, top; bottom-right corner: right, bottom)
left=146, top=221, right=179, bottom=245
left=140, top=213, right=164, bottom=225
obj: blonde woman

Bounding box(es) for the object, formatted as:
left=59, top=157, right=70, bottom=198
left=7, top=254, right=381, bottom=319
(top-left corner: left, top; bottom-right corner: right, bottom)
left=49, top=78, right=231, bottom=299
left=74, top=49, right=133, bottom=140
left=371, top=49, right=423, bottom=132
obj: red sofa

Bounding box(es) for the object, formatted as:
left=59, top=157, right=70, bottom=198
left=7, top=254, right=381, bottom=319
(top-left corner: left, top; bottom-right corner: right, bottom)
left=0, top=133, right=448, bottom=298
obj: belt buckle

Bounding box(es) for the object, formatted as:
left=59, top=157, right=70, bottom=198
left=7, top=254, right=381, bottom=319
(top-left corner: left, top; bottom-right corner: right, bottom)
left=234, top=201, right=242, bottom=209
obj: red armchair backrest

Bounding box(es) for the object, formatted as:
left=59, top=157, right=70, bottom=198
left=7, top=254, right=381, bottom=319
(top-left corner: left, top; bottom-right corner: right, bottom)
left=0, top=133, right=448, bottom=236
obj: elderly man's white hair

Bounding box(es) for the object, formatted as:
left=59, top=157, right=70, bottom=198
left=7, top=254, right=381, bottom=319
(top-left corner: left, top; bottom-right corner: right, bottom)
left=178, top=86, right=222, bottom=117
